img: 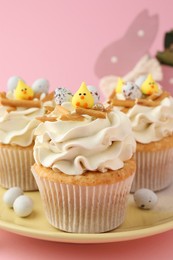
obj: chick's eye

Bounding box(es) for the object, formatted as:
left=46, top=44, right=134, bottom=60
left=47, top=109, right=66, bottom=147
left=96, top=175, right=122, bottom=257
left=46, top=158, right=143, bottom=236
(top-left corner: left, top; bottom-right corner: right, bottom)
left=25, top=88, right=27, bottom=90
left=21, top=89, right=24, bottom=92
left=83, top=93, right=86, bottom=95
left=79, top=93, right=82, bottom=96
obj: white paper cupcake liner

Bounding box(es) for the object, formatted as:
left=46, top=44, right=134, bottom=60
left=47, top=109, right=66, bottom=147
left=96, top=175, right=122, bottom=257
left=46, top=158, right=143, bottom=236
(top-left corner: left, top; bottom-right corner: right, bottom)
left=0, top=145, right=38, bottom=191
left=32, top=167, right=135, bottom=233
left=131, top=148, right=173, bottom=192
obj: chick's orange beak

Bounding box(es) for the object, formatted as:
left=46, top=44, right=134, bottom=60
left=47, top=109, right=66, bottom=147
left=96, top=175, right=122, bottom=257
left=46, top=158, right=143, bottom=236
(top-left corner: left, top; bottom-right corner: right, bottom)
left=80, top=95, right=84, bottom=100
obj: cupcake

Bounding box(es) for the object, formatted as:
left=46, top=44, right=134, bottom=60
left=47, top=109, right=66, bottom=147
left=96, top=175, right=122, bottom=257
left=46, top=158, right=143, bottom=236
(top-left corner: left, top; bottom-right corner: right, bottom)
left=108, top=74, right=173, bottom=192
left=31, top=82, right=136, bottom=233
left=0, top=77, right=55, bottom=191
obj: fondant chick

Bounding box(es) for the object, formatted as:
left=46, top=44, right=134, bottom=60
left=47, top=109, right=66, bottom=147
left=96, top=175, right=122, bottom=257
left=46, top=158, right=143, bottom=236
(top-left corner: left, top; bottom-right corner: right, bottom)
left=115, top=78, right=125, bottom=93
left=14, top=80, right=34, bottom=100
left=140, top=74, right=159, bottom=95
left=72, top=82, right=94, bottom=108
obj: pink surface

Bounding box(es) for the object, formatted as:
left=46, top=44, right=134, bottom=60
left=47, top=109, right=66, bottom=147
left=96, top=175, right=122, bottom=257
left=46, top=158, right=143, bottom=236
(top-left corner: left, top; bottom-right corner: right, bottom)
left=0, top=0, right=173, bottom=258
left=1, top=229, right=173, bottom=260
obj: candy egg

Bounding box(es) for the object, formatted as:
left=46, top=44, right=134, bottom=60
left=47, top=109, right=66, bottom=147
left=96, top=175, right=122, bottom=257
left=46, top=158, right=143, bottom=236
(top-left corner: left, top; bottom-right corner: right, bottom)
left=87, top=85, right=100, bottom=104
left=32, top=79, right=49, bottom=94
left=13, top=195, right=33, bottom=217
left=54, top=87, right=73, bottom=105
left=135, top=75, right=147, bottom=87
left=122, top=82, right=142, bottom=100
left=7, top=76, right=25, bottom=92
left=134, top=188, right=158, bottom=209
left=3, top=187, right=23, bottom=208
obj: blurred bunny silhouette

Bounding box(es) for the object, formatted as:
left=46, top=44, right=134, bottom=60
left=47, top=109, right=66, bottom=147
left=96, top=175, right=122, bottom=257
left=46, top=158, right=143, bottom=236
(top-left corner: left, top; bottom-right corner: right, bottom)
left=95, top=10, right=163, bottom=98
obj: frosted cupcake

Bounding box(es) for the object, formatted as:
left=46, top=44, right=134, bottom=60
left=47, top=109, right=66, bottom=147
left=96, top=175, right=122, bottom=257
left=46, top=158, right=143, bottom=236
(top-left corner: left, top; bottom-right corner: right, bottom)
left=32, top=82, right=136, bottom=233
left=0, top=77, right=55, bottom=191
left=108, top=74, right=173, bottom=192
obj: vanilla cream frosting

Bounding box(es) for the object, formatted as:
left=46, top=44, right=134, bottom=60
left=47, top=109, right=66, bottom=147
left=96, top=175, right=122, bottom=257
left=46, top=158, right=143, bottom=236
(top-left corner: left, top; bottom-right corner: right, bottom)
left=34, top=109, right=136, bottom=175
left=126, top=97, right=173, bottom=143
left=0, top=93, right=54, bottom=147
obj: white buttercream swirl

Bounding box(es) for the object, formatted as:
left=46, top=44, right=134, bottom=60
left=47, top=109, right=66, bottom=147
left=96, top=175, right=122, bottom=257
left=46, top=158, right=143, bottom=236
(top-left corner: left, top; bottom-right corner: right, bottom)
left=126, top=97, right=173, bottom=143
left=0, top=93, right=54, bottom=147
left=34, top=109, right=136, bottom=175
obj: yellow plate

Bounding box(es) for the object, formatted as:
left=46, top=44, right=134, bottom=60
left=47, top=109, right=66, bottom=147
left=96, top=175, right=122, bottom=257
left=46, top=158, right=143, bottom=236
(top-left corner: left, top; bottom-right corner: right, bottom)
left=0, top=184, right=173, bottom=244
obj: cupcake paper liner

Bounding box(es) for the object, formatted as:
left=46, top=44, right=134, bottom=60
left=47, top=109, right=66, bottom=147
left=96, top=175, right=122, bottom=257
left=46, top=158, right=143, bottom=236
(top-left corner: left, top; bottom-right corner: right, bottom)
left=131, top=148, right=173, bottom=192
left=32, top=166, right=135, bottom=233
left=0, top=145, right=38, bottom=191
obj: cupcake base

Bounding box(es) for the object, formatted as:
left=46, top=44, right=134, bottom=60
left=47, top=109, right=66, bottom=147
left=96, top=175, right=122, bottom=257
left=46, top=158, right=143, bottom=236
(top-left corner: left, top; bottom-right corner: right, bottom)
left=0, top=143, right=38, bottom=191
left=131, top=135, right=173, bottom=192
left=32, top=159, right=135, bottom=233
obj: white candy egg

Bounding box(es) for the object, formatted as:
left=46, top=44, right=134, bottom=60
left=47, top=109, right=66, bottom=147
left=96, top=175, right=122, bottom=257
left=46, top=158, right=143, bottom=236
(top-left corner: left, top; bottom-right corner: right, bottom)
left=3, top=187, right=23, bottom=208
left=134, top=188, right=158, bottom=210
left=13, top=195, right=33, bottom=217
left=7, top=76, right=25, bottom=92
left=32, top=78, right=49, bottom=94
left=87, top=85, right=100, bottom=104
left=135, top=75, right=147, bottom=87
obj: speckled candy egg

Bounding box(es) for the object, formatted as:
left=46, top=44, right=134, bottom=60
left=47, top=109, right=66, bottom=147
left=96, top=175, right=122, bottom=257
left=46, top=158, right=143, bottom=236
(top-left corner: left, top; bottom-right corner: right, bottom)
left=7, top=76, right=25, bottom=92
left=54, top=87, right=73, bottom=105
left=32, top=79, right=49, bottom=94
left=87, top=85, right=100, bottom=104
left=122, top=82, right=142, bottom=100
left=13, top=195, right=33, bottom=217
left=134, top=188, right=158, bottom=209
left=3, top=187, right=23, bottom=208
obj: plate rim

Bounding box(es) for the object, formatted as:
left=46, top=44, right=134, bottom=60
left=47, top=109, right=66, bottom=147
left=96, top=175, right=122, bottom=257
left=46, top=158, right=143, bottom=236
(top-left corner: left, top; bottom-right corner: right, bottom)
left=0, top=216, right=173, bottom=243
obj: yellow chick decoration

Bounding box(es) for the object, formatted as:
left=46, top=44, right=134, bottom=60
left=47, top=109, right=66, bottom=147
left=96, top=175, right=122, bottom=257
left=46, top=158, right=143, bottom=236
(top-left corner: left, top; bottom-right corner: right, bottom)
left=140, top=74, right=159, bottom=95
left=115, top=77, right=125, bottom=93
left=72, top=82, right=94, bottom=108
left=14, top=80, right=34, bottom=100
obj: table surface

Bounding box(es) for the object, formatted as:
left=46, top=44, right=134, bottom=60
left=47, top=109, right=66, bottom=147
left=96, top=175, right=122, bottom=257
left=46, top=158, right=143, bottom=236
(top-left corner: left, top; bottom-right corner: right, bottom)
left=1, top=229, right=173, bottom=260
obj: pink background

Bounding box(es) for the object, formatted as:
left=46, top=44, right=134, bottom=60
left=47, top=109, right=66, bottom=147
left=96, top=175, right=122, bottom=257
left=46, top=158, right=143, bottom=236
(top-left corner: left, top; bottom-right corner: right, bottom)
left=0, top=0, right=173, bottom=259
left=0, top=0, right=172, bottom=92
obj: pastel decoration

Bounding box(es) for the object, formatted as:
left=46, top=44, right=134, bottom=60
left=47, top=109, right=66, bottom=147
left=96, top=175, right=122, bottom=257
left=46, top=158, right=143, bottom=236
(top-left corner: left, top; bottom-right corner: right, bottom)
left=134, top=188, right=158, bottom=210
left=13, top=195, right=33, bottom=217
left=122, top=82, right=142, bottom=100
left=32, top=79, right=49, bottom=94
left=7, top=76, right=25, bottom=93
left=115, top=78, right=125, bottom=93
left=159, top=65, right=173, bottom=95
left=87, top=85, right=100, bottom=104
left=54, top=87, right=73, bottom=105
left=14, top=80, right=34, bottom=100
left=95, top=10, right=159, bottom=78
left=135, top=75, right=147, bottom=87
left=72, top=82, right=94, bottom=108
left=140, top=74, right=159, bottom=95
left=3, top=187, right=23, bottom=208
